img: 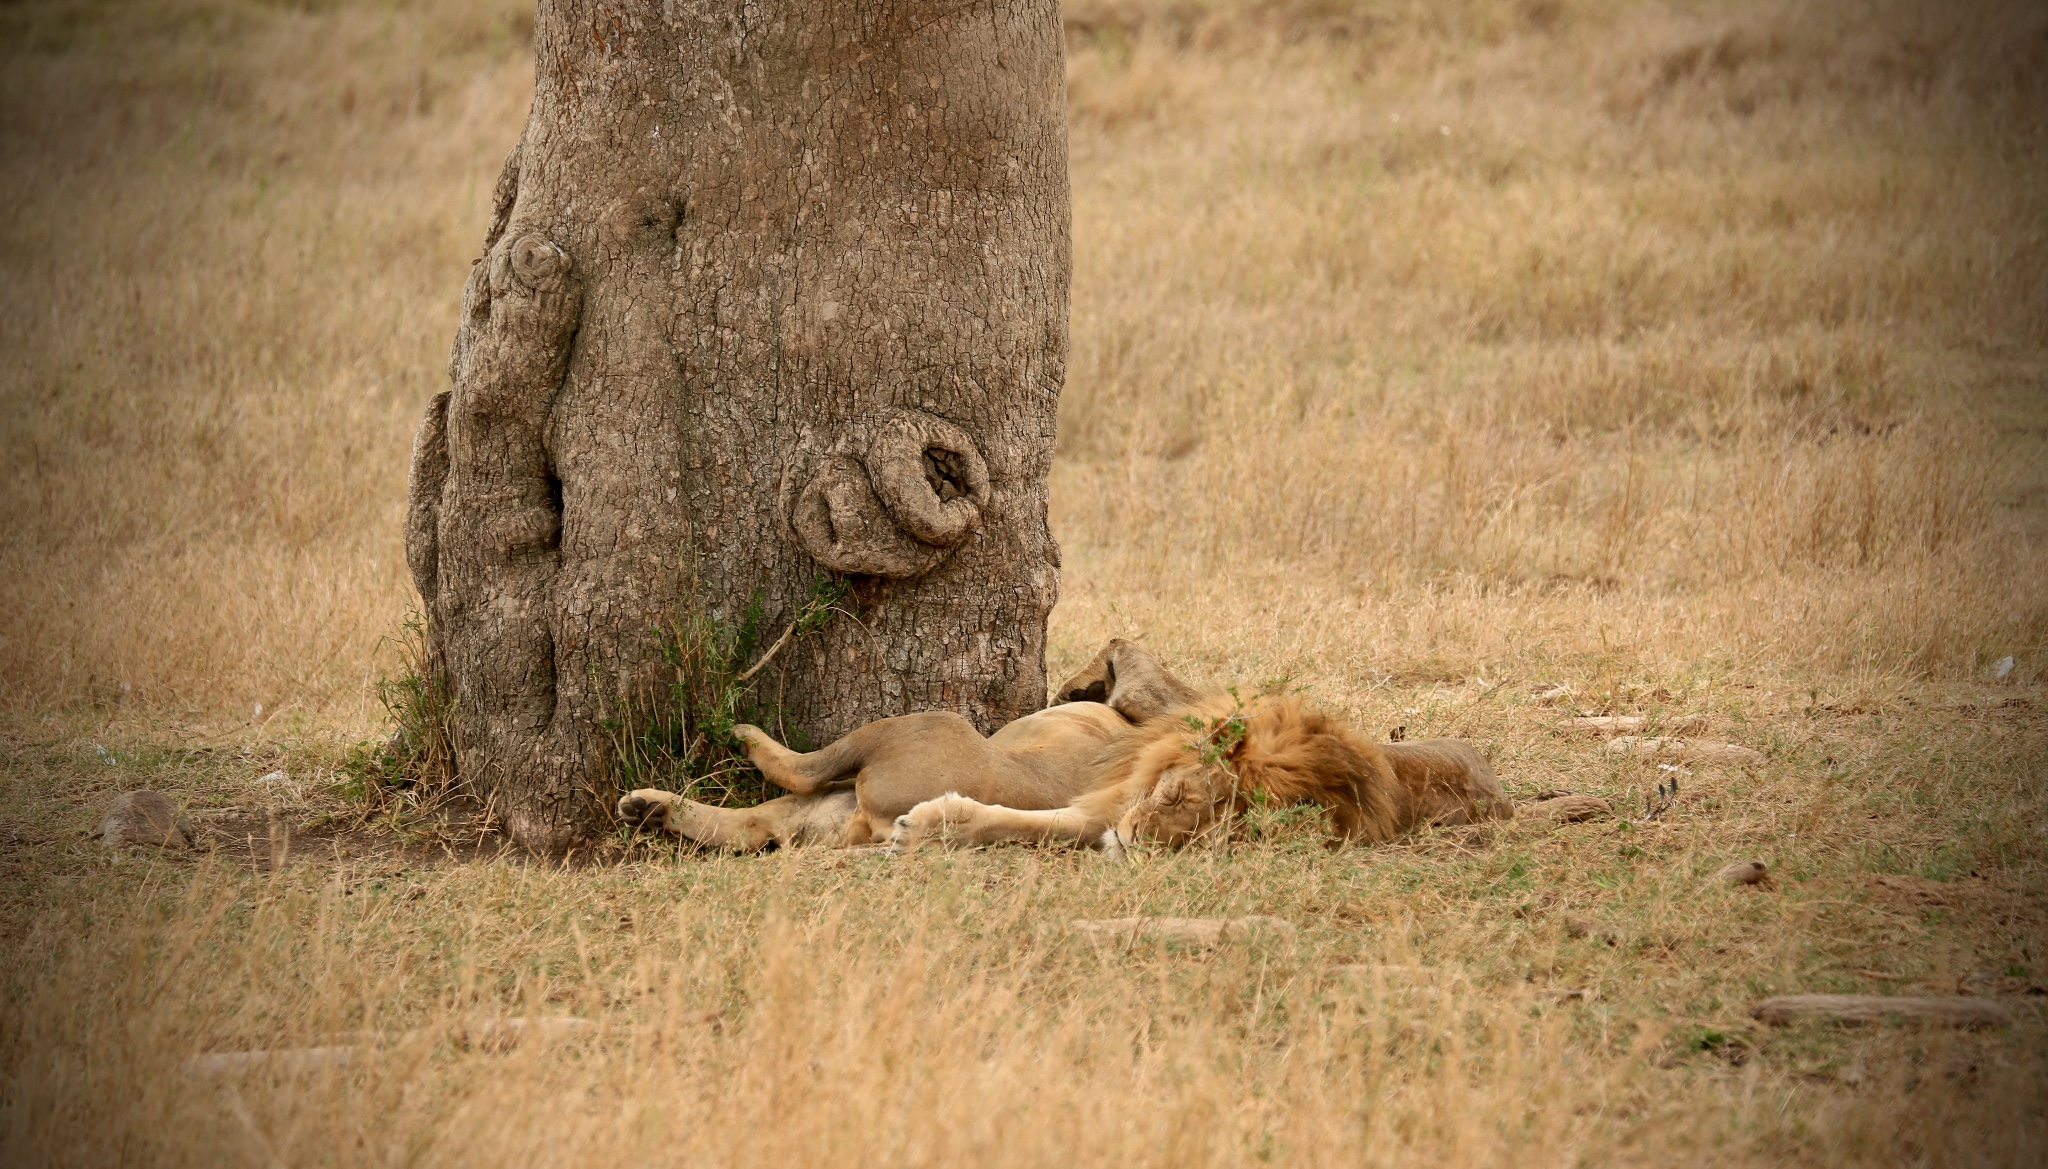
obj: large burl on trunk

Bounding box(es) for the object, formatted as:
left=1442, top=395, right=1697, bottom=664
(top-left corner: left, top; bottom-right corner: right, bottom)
left=405, top=1, right=1068, bottom=853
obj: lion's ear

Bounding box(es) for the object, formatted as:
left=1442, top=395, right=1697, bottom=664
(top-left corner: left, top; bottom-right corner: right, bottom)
left=1064, top=678, right=1108, bottom=704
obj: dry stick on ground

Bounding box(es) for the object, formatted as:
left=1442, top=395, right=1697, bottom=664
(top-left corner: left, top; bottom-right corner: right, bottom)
left=1751, top=995, right=2013, bottom=1028
left=1071, top=917, right=1296, bottom=950
left=181, top=1017, right=598, bottom=1078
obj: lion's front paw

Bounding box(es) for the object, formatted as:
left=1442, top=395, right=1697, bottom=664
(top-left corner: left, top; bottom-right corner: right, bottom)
left=889, top=793, right=986, bottom=851
left=616, top=789, right=674, bottom=833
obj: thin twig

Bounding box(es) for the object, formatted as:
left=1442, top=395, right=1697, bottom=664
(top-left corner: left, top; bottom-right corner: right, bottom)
left=830, top=604, right=883, bottom=652
left=739, top=583, right=855, bottom=685
left=1443, top=675, right=1511, bottom=733
left=735, top=620, right=799, bottom=685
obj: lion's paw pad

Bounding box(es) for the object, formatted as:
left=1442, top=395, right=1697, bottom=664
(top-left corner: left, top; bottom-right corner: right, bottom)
left=616, top=792, right=670, bottom=832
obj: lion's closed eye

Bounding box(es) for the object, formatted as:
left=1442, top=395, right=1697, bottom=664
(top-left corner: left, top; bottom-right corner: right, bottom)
left=1153, top=773, right=1187, bottom=806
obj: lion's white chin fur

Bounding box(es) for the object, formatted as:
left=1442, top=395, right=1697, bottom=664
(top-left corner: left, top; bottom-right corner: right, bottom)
left=1096, top=827, right=1126, bottom=860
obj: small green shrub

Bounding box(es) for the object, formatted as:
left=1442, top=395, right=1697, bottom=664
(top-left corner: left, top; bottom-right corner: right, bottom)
left=339, top=611, right=456, bottom=808
left=606, top=572, right=852, bottom=808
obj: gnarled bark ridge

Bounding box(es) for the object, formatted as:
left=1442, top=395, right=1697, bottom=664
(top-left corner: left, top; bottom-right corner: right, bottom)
left=405, top=0, right=1068, bottom=852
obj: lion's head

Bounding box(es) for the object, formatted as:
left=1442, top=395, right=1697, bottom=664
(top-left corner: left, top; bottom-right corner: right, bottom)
left=1115, top=754, right=1239, bottom=848
left=1114, top=697, right=1403, bottom=849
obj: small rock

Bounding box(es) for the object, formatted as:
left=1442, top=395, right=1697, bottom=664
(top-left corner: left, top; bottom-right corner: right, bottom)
left=1992, top=655, right=2015, bottom=680
left=1751, top=994, right=2011, bottom=1029
left=97, top=791, right=193, bottom=849
left=1564, top=918, right=1617, bottom=944
left=1716, top=860, right=1770, bottom=886
left=258, top=769, right=311, bottom=804
left=1532, top=793, right=1613, bottom=823
left=1614, top=715, right=1713, bottom=736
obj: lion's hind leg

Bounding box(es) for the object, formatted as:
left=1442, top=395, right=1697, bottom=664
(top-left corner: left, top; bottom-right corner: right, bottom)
left=731, top=724, right=839, bottom=794
left=733, top=713, right=986, bottom=797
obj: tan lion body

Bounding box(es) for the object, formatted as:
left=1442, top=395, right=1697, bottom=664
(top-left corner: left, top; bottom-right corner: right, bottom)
left=893, top=696, right=1512, bottom=852
left=614, top=701, right=1132, bottom=850
left=617, top=640, right=1512, bottom=853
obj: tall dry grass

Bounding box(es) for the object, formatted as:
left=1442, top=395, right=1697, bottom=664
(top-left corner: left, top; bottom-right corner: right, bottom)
left=2, top=1, right=2046, bottom=1166
left=0, top=0, right=533, bottom=722
left=0, top=0, right=2042, bottom=721
left=1049, top=0, right=2048, bottom=688
left=4, top=810, right=2043, bottom=1168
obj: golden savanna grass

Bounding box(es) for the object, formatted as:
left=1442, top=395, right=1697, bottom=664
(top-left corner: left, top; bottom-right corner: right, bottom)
left=2, top=0, right=2045, bottom=1165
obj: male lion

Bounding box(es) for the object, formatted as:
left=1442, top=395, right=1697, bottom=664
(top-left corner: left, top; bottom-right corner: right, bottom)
left=615, top=639, right=1512, bottom=853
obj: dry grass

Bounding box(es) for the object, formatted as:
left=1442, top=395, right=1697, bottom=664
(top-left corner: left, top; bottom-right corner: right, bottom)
left=1050, top=0, right=2048, bottom=687
left=2, top=0, right=2046, bottom=1164
left=0, top=0, right=530, bottom=721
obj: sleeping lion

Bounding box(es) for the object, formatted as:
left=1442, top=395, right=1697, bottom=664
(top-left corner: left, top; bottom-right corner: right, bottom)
left=615, top=639, right=1513, bottom=853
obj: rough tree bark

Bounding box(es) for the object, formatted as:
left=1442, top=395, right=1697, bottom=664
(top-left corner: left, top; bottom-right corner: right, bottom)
left=404, top=0, right=1068, bottom=853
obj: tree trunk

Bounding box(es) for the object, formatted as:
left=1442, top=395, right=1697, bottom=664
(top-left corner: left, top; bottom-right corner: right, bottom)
left=404, top=0, right=1068, bottom=853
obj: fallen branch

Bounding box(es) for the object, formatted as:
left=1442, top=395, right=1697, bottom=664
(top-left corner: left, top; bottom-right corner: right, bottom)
left=1566, top=715, right=1708, bottom=736
left=181, top=1017, right=596, bottom=1079
left=1607, top=737, right=1765, bottom=766
left=1566, top=715, right=1644, bottom=734
left=1751, top=995, right=2011, bottom=1029
left=1071, top=916, right=1295, bottom=949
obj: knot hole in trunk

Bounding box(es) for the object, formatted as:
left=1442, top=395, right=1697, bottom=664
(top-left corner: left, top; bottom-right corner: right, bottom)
left=788, top=409, right=991, bottom=578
